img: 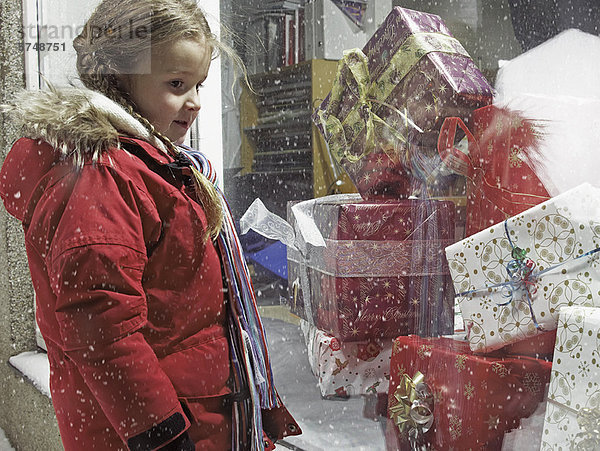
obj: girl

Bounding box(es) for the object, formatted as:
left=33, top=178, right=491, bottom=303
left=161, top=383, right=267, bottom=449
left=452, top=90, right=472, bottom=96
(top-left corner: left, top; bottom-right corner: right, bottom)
left=0, top=0, right=300, bottom=449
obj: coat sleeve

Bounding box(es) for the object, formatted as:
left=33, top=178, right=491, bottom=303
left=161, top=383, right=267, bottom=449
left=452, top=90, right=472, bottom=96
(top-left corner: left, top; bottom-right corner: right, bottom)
left=45, top=162, right=191, bottom=450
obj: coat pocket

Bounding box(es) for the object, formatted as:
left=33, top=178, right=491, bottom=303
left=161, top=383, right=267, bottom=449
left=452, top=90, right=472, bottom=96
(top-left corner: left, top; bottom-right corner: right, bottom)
left=160, top=333, right=231, bottom=398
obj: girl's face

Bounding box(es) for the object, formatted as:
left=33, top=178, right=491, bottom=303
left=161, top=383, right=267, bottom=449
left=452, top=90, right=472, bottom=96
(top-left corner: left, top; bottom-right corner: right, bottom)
left=124, top=38, right=212, bottom=144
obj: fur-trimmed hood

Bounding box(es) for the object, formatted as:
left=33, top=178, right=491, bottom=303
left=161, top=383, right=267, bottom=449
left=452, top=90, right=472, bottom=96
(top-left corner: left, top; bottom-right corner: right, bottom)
left=2, top=85, right=168, bottom=166
left=0, top=86, right=169, bottom=222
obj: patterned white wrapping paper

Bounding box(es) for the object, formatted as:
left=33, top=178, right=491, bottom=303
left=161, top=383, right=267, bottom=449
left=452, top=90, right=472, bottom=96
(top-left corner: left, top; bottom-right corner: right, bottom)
left=300, top=320, right=392, bottom=398
left=540, top=306, right=600, bottom=450
left=445, top=183, right=600, bottom=353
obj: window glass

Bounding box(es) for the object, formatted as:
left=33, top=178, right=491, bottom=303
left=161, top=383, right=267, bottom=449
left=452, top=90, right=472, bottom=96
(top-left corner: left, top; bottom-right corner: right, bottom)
left=225, top=1, right=600, bottom=450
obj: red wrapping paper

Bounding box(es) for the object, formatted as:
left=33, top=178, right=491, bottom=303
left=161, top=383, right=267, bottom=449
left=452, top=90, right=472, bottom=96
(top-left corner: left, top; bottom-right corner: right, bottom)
left=502, top=329, right=556, bottom=359
left=438, top=105, right=550, bottom=236
left=386, top=336, right=551, bottom=450
left=287, top=196, right=455, bottom=341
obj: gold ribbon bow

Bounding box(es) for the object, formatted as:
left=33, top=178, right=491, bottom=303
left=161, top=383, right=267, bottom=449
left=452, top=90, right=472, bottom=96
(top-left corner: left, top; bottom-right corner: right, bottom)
left=389, top=371, right=434, bottom=447
left=574, top=406, right=600, bottom=450
left=315, top=49, right=411, bottom=166
left=315, top=32, right=469, bottom=168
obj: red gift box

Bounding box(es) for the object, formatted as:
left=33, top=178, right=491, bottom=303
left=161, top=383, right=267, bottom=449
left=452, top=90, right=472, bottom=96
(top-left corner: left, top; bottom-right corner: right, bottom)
left=287, top=195, right=455, bottom=340
left=438, top=104, right=551, bottom=236
left=501, top=329, right=556, bottom=360
left=386, top=336, right=551, bottom=450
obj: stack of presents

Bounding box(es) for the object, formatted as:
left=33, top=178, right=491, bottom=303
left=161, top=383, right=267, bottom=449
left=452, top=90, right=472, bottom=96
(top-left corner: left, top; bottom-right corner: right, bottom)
left=283, top=6, right=600, bottom=450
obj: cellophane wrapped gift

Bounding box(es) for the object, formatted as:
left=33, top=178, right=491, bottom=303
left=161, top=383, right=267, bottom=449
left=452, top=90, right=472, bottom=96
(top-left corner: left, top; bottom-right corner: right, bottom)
left=313, top=6, right=493, bottom=199
left=445, top=183, right=600, bottom=354
left=540, top=306, right=600, bottom=450
left=385, top=336, right=551, bottom=450
left=437, top=105, right=551, bottom=237
left=300, top=320, right=392, bottom=398
left=287, top=194, right=455, bottom=341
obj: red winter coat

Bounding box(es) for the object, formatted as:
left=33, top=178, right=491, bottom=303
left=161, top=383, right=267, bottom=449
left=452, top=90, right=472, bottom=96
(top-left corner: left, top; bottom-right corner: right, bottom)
left=0, top=99, right=299, bottom=449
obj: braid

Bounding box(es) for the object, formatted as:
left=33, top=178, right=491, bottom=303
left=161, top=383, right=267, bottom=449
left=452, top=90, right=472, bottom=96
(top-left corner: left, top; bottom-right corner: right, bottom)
left=149, top=122, right=224, bottom=240
left=104, top=85, right=224, bottom=240
left=108, top=86, right=224, bottom=240
left=125, top=103, right=224, bottom=240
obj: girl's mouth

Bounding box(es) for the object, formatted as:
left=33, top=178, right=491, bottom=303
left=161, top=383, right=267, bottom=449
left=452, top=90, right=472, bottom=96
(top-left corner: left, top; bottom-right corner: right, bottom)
left=173, top=120, right=189, bottom=130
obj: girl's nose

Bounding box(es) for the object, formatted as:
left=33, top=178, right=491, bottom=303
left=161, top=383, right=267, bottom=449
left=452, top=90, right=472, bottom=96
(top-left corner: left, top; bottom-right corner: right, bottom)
left=186, top=89, right=201, bottom=111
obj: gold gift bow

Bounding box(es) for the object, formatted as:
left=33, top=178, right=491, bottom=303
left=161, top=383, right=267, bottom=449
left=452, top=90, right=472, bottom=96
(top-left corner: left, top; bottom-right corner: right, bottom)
left=315, top=32, right=470, bottom=166
left=547, top=398, right=600, bottom=450
left=389, top=371, right=434, bottom=447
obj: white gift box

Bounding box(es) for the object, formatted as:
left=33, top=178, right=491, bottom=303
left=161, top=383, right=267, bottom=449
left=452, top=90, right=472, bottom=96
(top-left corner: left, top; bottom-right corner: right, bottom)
left=540, top=306, right=600, bottom=450
left=300, top=320, right=392, bottom=398
left=445, top=183, right=600, bottom=353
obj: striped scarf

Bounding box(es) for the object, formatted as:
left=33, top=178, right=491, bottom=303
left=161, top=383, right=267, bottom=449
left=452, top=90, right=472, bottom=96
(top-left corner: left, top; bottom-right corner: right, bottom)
left=178, top=146, right=279, bottom=451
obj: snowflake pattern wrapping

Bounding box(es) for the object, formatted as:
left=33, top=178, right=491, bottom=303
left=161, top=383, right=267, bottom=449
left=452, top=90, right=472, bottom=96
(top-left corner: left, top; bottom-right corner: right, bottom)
left=445, top=183, right=600, bottom=353
left=540, top=306, right=600, bottom=450
left=386, top=336, right=551, bottom=450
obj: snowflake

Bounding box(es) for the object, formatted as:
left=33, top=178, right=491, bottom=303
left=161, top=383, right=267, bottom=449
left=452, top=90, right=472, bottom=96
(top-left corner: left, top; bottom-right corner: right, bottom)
left=509, top=147, right=523, bottom=168
left=491, top=362, right=509, bottom=378
left=511, top=116, right=523, bottom=130
left=495, top=119, right=504, bottom=135
left=417, top=345, right=432, bottom=360
left=449, top=415, right=462, bottom=440
left=395, top=365, right=406, bottom=378
left=523, top=372, right=541, bottom=394
left=464, top=381, right=475, bottom=400
left=578, top=361, right=590, bottom=377
left=455, top=354, right=467, bottom=372
left=364, top=368, right=376, bottom=378
left=480, top=296, right=493, bottom=310
left=487, top=414, right=500, bottom=430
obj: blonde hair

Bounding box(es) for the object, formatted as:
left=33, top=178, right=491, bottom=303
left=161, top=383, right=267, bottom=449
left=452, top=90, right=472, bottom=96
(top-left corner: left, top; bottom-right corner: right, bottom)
left=73, top=0, right=246, bottom=239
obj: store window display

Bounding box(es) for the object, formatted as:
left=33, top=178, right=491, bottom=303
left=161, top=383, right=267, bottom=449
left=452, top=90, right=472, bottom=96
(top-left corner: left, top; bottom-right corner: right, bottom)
left=0, top=0, right=599, bottom=450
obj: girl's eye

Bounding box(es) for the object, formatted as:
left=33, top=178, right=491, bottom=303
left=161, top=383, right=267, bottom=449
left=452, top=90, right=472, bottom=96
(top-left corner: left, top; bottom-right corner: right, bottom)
left=170, top=80, right=184, bottom=89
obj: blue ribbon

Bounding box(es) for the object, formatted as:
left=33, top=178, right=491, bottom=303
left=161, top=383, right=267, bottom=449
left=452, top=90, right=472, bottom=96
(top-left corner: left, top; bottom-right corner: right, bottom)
left=457, top=220, right=600, bottom=329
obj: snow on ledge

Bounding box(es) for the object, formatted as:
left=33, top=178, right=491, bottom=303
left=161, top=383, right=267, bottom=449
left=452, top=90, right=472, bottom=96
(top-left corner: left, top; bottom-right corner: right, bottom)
left=0, top=427, right=15, bottom=451
left=8, top=351, right=50, bottom=398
